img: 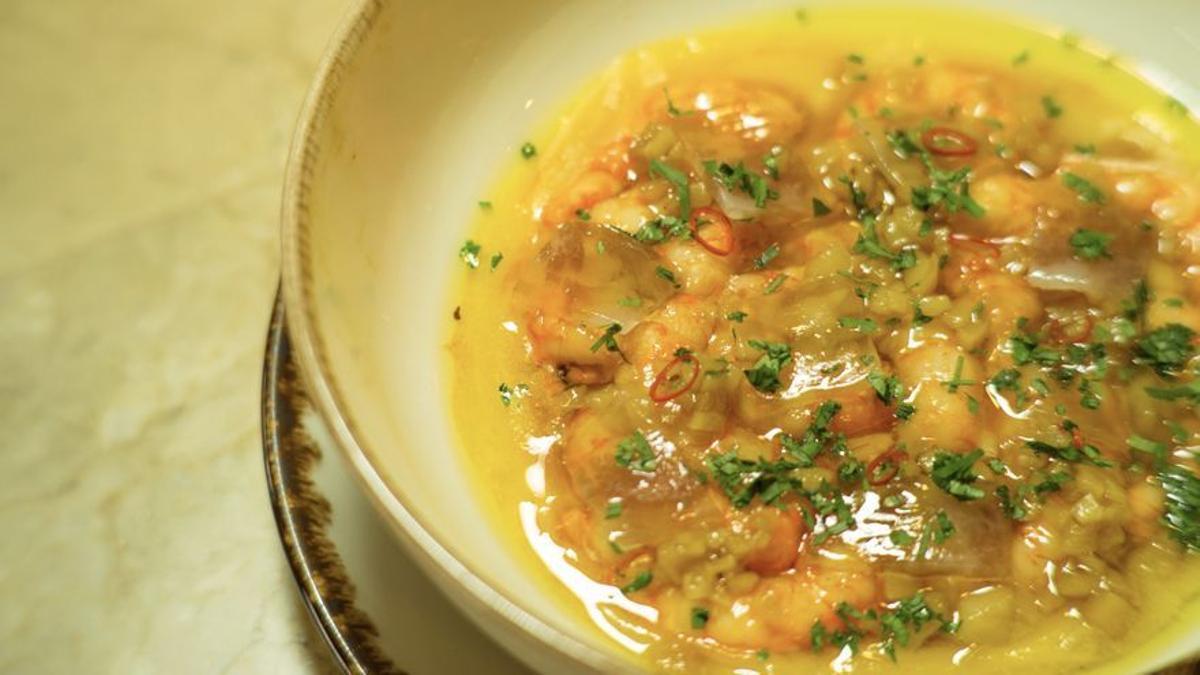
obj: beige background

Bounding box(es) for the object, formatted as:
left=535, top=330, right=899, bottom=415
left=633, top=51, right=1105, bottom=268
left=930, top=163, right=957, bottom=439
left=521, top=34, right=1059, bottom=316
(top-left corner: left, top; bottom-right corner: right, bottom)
left=0, top=0, right=346, bottom=671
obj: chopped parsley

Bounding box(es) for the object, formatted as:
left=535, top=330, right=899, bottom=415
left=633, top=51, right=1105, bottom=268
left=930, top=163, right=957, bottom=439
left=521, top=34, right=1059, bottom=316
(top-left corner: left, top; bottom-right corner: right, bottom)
left=930, top=449, right=985, bottom=500
left=1062, top=174, right=1106, bottom=204
left=838, top=316, right=879, bottom=334
left=867, top=372, right=904, bottom=405
left=575, top=208, right=591, bottom=221
left=498, top=382, right=528, bottom=406
left=478, top=200, right=493, bottom=209
left=1133, top=323, right=1196, bottom=376
left=1068, top=228, right=1114, bottom=260
left=1013, top=50, right=1031, bottom=66
left=649, top=159, right=692, bottom=220
left=941, top=355, right=976, bottom=393
left=853, top=215, right=917, bottom=270
left=1026, top=437, right=1113, bottom=468
left=589, top=323, right=622, bottom=353
left=655, top=265, right=681, bottom=288
left=1146, top=380, right=1200, bottom=404
left=763, top=274, right=788, bottom=295
left=744, top=340, right=792, bottom=393
left=617, top=296, right=643, bottom=308
left=704, top=160, right=778, bottom=208
left=615, top=431, right=657, bottom=472
left=458, top=239, right=481, bottom=268
left=690, top=607, right=710, bottom=629
left=1041, top=95, right=1064, bottom=118
left=620, top=570, right=653, bottom=594
left=604, top=500, right=623, bottom=519
left=912, top=164, right=986, bottom=217
left=812, top=197, right=832, bottom=216
left=520, top=142, right=537, bottom=158
left=877, top=593, right=958, bottom=661
left=780, top=401, right=842, bottom=467
left=490, top=252, right=504, bottom=270
left=995, top=485, right=1027, bottom=520
left=633, top=216, right=690, bottom=244
left=726, top=310, right=748, bottom=322
left=663, top=87, right=693, bottom=117
left=754, top=243, right=781, bottom=269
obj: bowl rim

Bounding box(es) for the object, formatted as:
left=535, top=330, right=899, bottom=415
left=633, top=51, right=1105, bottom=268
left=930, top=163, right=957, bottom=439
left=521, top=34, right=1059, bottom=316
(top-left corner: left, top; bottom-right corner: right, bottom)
left=278, top=0, right=618, bottom=670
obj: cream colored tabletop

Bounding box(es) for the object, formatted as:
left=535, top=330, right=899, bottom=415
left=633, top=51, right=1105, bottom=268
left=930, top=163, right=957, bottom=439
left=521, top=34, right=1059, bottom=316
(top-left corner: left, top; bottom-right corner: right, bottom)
left=0, top=0, right=348, bottom=671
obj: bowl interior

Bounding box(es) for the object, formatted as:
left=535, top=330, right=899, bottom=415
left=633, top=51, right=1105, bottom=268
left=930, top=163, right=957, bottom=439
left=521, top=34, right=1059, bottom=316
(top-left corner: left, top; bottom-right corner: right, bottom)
left=283, top=0, right=1200, bottom=670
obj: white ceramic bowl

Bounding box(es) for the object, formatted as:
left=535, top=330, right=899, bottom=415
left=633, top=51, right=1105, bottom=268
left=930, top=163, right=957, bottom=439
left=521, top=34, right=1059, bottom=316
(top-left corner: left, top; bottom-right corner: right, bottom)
left=280, top=1, right=1200, bottom=672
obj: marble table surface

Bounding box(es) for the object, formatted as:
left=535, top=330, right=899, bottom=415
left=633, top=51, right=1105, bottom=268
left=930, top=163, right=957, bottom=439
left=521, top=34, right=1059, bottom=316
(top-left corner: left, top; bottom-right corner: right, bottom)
left=0, top=0, right=351, bottom=671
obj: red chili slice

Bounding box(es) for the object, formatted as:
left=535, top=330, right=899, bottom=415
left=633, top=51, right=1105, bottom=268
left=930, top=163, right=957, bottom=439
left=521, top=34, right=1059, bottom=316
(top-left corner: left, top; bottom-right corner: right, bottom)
left=649, top=353, right=701, bottom=403
left=867, top=449, right=907, bottom=486
left=691, top=207, right=735, bottom=256
left=921, top=127, right=978, bottom=157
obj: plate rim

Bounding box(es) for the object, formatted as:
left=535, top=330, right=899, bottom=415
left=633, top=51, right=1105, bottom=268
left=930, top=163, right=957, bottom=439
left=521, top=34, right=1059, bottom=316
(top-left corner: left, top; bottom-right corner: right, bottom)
left=261, top=290, right=403, bottom=675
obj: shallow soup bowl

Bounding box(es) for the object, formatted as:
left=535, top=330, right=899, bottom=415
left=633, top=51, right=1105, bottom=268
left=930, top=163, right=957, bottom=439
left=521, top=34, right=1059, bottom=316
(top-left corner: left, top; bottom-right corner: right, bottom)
left=280, top=0, right=1200, bottom=672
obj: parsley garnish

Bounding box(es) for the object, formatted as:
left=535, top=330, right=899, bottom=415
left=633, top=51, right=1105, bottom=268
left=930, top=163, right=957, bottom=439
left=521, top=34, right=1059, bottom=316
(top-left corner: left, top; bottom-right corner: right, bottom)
left=649, top=159, right=692, bottom=220
left=1068, top=228, right=1113, bottom=260
left=1041, top=95, right=1063, bottom=118
left=1146, top=380, right=1200, bottom=404
left=691, top=607, right=710, bottom=629
left=726, top=310, right=748, bottom=322
left=941, top=355, right=976, bottom=393
left=763, top=274, right=787, bottom=294
left=490, top=252, right=504, bottom=270
left=615, top=431, right=657, bottom=472
left=812, top=197, right=832, bottom=216
left=589, top=323, right=622, bottom=353
left=1062, top=174, right=1105, bottom=204
left=655, top=265, right=681, bottom=288
left=779, top=401, right=842, bottom=467
left=1026, top=438, right=1113, bottom=468
left=743, top=340, right=792, bottom=394
left=498, top=382, right=528, bottom=406
left=838, top=316, right=879, bottom=334
left=520, top=142, right=537, bottom=158
left=633, top=216, right=690, bottom=244
left=604, top=500, right=622, bottom=519
left=704, top=160, right=778, bottom=208
left=620, top=570, right=653, bottom=594
left=1133, top=323, right=1196, bottom=376
left=912, top=164, right=985, bottom=217
left=867, top=372, right=904, bottom=405
left=995, top=485, right=1027, bottom=520
left=458, top=240, right=481, bottom=268
left=754, top=243, right=781, bottom=269
left=663, top=87, right=693, bottom=117
left=931, top=449, right=985, bottom=500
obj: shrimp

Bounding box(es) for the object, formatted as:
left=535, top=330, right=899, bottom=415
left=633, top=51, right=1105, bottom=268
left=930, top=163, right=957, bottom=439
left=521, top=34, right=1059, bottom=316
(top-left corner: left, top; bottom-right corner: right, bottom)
left=894, top=339, right=984, bottom=453
left=704, top=564, right=878, bottom=651
left=540, top=138, right=636, bottom=226
left=520, top=223, right=675, bottom=383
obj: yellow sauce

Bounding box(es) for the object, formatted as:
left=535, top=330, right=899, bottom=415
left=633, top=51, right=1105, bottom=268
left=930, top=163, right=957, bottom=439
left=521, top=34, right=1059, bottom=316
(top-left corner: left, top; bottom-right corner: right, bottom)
left=447, top=7, right=1200, bottom=673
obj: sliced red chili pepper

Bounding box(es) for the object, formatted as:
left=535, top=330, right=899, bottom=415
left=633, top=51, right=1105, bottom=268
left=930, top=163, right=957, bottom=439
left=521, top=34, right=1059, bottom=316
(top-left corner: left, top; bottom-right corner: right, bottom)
left=691, top=207, right=735, bottom=256
left=921, top=127, right=978, bottom=157
left=867, top=449, right=907, bottom=486
left=649, top=353, right=701, bottom=402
